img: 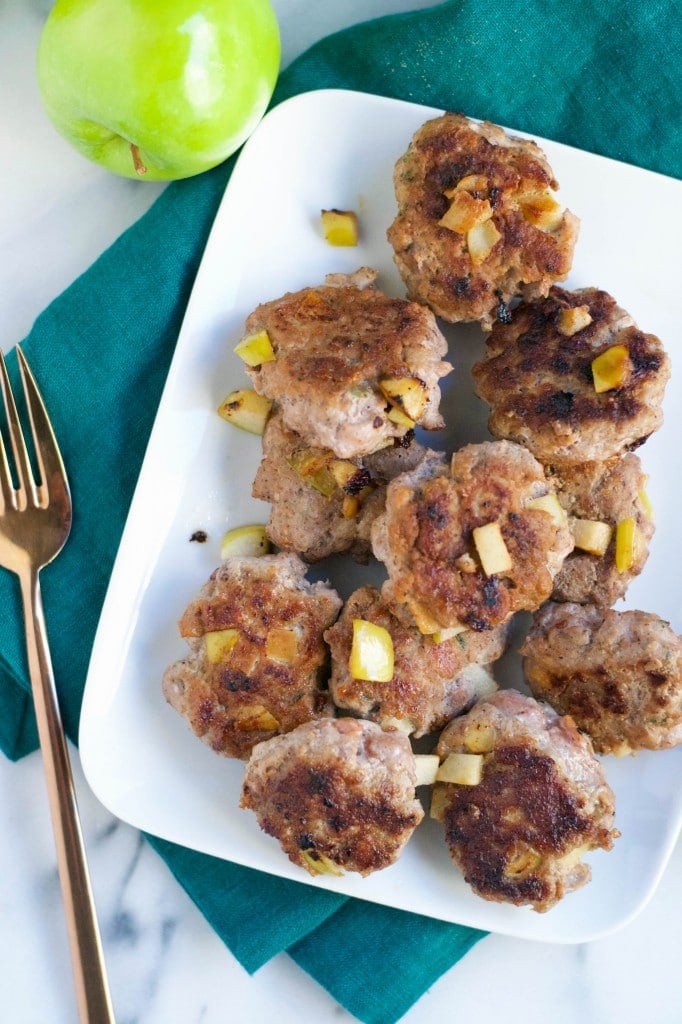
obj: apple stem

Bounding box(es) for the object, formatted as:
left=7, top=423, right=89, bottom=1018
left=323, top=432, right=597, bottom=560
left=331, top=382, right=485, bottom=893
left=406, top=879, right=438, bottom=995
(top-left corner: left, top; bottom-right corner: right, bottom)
left=130, top=143, right=147, bottom=176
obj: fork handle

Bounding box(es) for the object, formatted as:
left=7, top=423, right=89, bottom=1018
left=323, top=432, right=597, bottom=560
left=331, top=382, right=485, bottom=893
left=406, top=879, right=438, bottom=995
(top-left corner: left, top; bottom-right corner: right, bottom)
left=20, top=565, right=115, bottom=1024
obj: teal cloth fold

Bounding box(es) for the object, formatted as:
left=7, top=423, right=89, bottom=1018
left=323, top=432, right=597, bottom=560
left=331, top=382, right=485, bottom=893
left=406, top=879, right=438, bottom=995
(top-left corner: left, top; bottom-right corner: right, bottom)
left=0, top=2, right=679, bottom=1021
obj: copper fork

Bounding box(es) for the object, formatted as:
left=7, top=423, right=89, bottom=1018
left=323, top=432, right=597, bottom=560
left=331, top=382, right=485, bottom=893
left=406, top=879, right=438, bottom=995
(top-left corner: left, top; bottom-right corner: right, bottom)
left=0, top=347, right=114, bottom=1022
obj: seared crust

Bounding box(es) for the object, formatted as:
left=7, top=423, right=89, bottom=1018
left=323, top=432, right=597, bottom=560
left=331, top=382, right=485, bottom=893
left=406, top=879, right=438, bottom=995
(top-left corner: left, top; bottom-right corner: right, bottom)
left=162, top=554, right=342, bottom=759
left=521, top=602, right=682, bottom=754
left=371, top=442, right=573, bottom=632
left=549, top=455, right=654, bottom=606
left=387, top=113, right=579, bottom=328
left=472, top=287, right=670, bottom=464
left=240, top=718, right=424, bottom=875
left=243, top=269, right=452, bottom=458
left=252, top=409, right=426, bottom=563
left=434, top=690, right=618, bottom=911
left=325, top=586, right=508, bottom=736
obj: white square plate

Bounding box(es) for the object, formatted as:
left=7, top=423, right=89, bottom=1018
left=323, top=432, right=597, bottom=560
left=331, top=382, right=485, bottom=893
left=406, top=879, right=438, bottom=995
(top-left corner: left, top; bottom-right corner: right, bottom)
left=80, top=89, right=682, bottom=943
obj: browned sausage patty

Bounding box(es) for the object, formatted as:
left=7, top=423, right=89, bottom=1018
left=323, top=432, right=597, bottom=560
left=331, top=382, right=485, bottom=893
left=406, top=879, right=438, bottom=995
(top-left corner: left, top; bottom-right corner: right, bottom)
left=549, top=455, right=654, bottom=607
left=433, top=689, right=618, bottom=911
left=240, top=717, right=424, bottom=876
left=387, top=113, right=579, bottom=329
left=242, top=269, right=452, bottom=458
left=325, top=585, right=508, bottom=737
left=162, top=554, right=342, bottom=759
left=472, top=287, right=670, bottom=464
left=371, top=442, right=573, bottom=632
left=252, top=408, right=427, bottom=563
left=521, top=602, right=682, bottom=755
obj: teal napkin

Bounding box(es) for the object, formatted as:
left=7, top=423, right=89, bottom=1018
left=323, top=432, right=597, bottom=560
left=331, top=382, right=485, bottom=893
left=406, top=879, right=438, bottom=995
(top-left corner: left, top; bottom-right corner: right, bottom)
left=1, top=2, right=679, bottom=1021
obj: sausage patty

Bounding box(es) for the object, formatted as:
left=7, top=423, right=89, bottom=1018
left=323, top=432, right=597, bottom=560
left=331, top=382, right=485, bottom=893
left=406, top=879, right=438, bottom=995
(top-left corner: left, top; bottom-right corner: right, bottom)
left=472, top=287, right=671, bottom=464
left=325, top=585, right=508, bottom=737
left=371, top=442, right=573, bottom=632
left=433, top=689, right=618, bottom=911
left=242, top=268, right=452, bottom=458
left=549, top=454, right=654, bottom=607
left=162, top=553, right=342, bottom=759
left=252, top=409, right=426, bottom=563
left=240, top=717, right=424, bottom=876
left=521, top=602, right=682, bottom=755
left=387, top=113, right=579, bottom=329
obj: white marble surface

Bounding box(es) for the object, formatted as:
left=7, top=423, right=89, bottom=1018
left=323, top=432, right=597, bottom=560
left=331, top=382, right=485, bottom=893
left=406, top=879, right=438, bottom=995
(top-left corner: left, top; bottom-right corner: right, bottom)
left=1, top=2, right=680, bottom=1022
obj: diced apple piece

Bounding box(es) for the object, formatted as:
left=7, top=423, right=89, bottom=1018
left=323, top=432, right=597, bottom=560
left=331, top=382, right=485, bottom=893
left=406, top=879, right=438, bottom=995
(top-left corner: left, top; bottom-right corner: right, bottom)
left=445, top=174, right=489, bottom=195
left=525, top=492, right=568, bottom=526
left=379, top=376, right=428, bottom=420
left=205, top=628, right=240, bottom=663
left=455, top=552, right=478, bottom=573
left=570, top=517, right=613, bottom=556
left=220, top=524, right=271, bottom=560
left=386, top=405, right=416, bottom=429
left=234, top=704, right=280, bottom=732
left=638, top=486, right=654, bottom=520
left=467, top=219, right=501, bottom=264
left=265, top=627, right=299, bottom=664
left=382, top=716, right=415, bottom=735
left=505, top=845, right=542, bottom=878
left=288, top=449, right=327, bottom=476
left=518, top=189, right=564, bottom=231
left=557, top=304, right=593, bottom=337
left=472, top=521, right=513, bottom=577
left=340, top=485, right=373, bottom=519
left=217, top=388, right=272, bottom=435
left=328, top=459, right=362, bottom=491
left=287, top=449, right=337, bottom=497
left=349, top=619, right=394, bottom=682
left=321, top=209, right=359, bottom=247
left=342, top=495, right=360, bottom=519
left=429, top=782, right=448, bottom=821
left=615, top=517, right=641, bottom=572
left=414, top=754, right=440, bottom=787
left=570, top=517, right=612, bottom=556
left=436, top=752, right=484, bottom=785
left=406, top=600, right=442, bottom=635
left=591, top=344, right=631, bottom=393
left=300, top=850, right=344, bottom=876
left=432, top=623, right=468, bottom=644
left=463, top=723, right=496, bottom=754
left=234, top=329, right=276, bottom=367
left=439, top=190, right=492, bottom=233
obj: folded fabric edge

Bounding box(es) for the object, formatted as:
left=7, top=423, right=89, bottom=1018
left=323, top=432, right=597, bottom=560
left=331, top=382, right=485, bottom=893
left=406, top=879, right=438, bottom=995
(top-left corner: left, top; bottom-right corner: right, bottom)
left=288, top=899, right=487, bottom=1024
left=145, top=832, right=350, bottom=973
left=0, top=651, right=38, bottom=761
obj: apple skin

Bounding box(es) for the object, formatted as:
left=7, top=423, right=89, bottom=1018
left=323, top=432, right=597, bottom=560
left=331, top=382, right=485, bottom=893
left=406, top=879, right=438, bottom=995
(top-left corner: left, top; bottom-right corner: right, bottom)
left=37, top=0, right=280, bottom=181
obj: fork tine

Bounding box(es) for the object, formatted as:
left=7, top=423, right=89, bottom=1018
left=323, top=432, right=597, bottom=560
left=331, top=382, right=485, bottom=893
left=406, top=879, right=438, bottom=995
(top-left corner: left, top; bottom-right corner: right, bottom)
left=0, top=388, right=12, bottom=512
left=0, top=350, right=36, bottom=510
left=16, top=346, right=70, bottom=510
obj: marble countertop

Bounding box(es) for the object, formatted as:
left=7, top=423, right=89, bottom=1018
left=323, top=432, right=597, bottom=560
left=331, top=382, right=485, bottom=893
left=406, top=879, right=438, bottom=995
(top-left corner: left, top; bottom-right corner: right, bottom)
left=1, top=2, right=680, bottom=1021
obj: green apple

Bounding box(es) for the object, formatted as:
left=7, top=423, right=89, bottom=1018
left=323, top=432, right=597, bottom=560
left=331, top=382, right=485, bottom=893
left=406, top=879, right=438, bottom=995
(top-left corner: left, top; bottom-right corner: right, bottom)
left=37, top=0, right=280, bottom=180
